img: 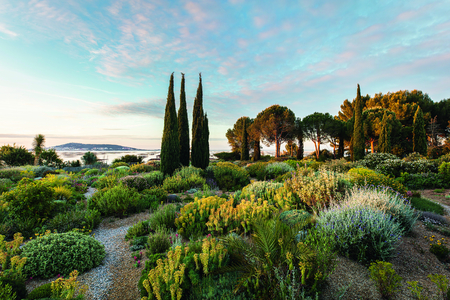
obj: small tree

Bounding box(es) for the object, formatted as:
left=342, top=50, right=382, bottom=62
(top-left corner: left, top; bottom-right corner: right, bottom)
left=201, top=113, right=210, bottom=169
left=191, top=74, right=204, bottom=168
left=302, top=112, right=334, bottom=160
left=0, top=144, right=34, bottom=166
left=178, top=73, right=190, bottom=167
left=413, top=106, right=427, bottom=155
left=81, top=151, right=97, bottom=165
left=241, top=117, right=249, bottom=160
left=353, top=84, right=365, bottom=160
left=32, top=134, right=45, bottom=165
left=160, top=73, right=180, bottom=175
left=378, top=111, right=392, bottom=153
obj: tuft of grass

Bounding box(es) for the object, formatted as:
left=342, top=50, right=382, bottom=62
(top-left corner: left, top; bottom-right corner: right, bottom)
left=434, top=189, right=445, bottom=193
left=410, top=197, right=444, bottom=215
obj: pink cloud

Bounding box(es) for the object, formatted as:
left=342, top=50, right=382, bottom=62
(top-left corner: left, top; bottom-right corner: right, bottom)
left=253, top=16, right=265, bottom=28
left=0, top=23, right=17, bottom=37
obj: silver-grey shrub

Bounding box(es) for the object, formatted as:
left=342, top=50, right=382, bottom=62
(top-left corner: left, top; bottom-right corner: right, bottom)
left=317, top=204, right=403, bottom=263
left=119, top=174, right=151, bottom=192
left=264, top=162, right=294, bottom=179
left=343, top=185, right=418, bottom=233
left=240, top=181, right=283, bottom=201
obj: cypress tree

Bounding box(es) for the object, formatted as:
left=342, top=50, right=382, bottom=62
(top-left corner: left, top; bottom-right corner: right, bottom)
left=191, top=74, right=204, bottom=168
left=178, top=73, right=190, bottom=166
left=202, top=113, right=210, bottom=168
left=160, top=73, right=180, bottom=175
left=413, top=106, right=427, bottom=155
left=352, top=84, right=365, bottom=160
left=241, top=118, right=249, bottom=160
left=378, top=111, right=391, bottom=153
left=296, top=118, right=304, bottom=160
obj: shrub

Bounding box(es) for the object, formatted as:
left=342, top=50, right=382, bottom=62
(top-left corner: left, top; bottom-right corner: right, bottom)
left=428, top=236, right=450, bottom=262
left=396, top=172, right=446, bottom=189
left=125, top=220, right=150, bottom=241
left=0, top=168, right=33, bottom=182
left=287, top=169, right=350, bottom=208
left=189, top=272, right=251, bottom=300
left=142, top=187, right=168, bottom=204
left=348, top=167, right=407, bottom=194
left=439, top=162, right=450, bottom=182
left=130, top=163, right=155, bottom=173
left=84, top=168, right=100, bottom=176
left=283, top=159, right=302, bottom=170
left=1, top=179, right=54, bottom=235
left=245, top=162, right=268, bottom=179
left=343, top=185, right=418, bottom=233
left=174, top=166, right=203, bottom=179
left=110, top=162, right=130, bottom=168
left=368, top=261, right=402, bottom=298
left=27, top=282, right=52, bottom=299
left=162, top=174, right=206, bottom=193
left=52, top=186, right=73, bottom=200
left=279, top=210, right=313, bottom=226
left=143, top=171, right=164, bottom=187
left=317, top=204, right=403, bottom=263
left=47, top=209, right=101, bottom=233
left=0, top=281, right=17, bottom=300
left=113, top=154, right=143, bottom=164
left=34, top=166, right=55, bottom=178
left=403, top=152, right=427, bottom=162
left=213, top=151, right=240, bottom=161
left=120, top=174, right=151, bottom=192
left=240, top=181, right=283, bottom=202
left=410, top=197, right=445, bottom=215
left=148, top=204, right=178, bottom=231
left=146, top=227, right=172, bottom=255
left=211, top=162, right=250, bottom=191
left=263, top=162, right=294, bottom=179
left=375, top=159, right=438, bottom=178
left=0, top=144, right=34, bottom=166
left=0, top=178, right=13, bottom=194
left=22, top=231, right=105, bottom=279
left=81, top=151, right=97, bottom=165
left=359, top=153, right=399, bottom=170
left=88, top=183, right=141, bottom=217
left=320, top=158, right=357, bottom=173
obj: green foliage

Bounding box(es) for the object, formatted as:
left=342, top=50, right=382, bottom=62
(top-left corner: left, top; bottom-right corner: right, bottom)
left=160, top=73, right=180, bottom=175
left=34, top=166, right=55, bottom=178
left=130, top=163, right=155, bottom=173
left=110, top=162, right=129, bottom=168
left=178, top=73, right=190, bottom=167
left=125, top=220, right=149, bottom=241
left=1, top=179, right=54, bottom=235
left=112, top=154, right=143, bottom=164
left=148, top=204, right=178, bottom=231
left=245, top=161, right=268, bottom=179
left=0, top=168, right=34, bottom=182
left=368, top=261, right=402, bottom=299
left=92, top=168, right=129, bottom=189
left=211, top=162, right=250, bottom=191
left=375, top=159, right=438, bottom=178
left=0, top=281, right=16, bottom=300
left=439, top=162, right=450, bottom=182
left=410, top=197, right=445, bottom=215
left=317, top=204, right=403, bottom=263
left=279, top=210, right=312, bottom=226
left=264, top=162, right=294, bottom=179
left=348, top=167, right=407, bottom=194
left=22, top=231, right=105, bottom=279
left=84, top=168, right=99, bottom=176
left=343, top=185, right=418, bottom=233
left=302, top=112, right=336, bottom=160
left=47, top=209, right=101, bottom=233
left=240, top=181, right=283, bottom=202
left=213, top=152, right=240, bottom=161
left=378, top=111, right=392, bottom=153
left=428, top=274, right=449, bottom=298
left=189, top=272, right=251, bottom=300
left=119, top=174, right=151, bottom=192
left=353, top=84, right=365, bottom=160
left=142, top=171, right=164, bottom=187
left=320, top=158, right=356, bottom=173
left=0, top=144, right=34, bottom=166
left=396, top=172, right=446, bottom=190
left=413, top=106, right=428, bottom=155
left=162, top=173, right=206, bottom=193
left=0, top=178, right=13, bottom=194
left=146, top=227, right=172, bottom=255
left=27, top=282, right=52, bottom=299
left=358, top=153, right=399, bottom=169
left=430, top=242, right=450, bottom=262
left=142, top=186, right=168, bottom=204
left=88, top=183, right=141, bottom=217
left=192, top=74, right=209, bottom=169
left=81, top=151, right=97, bottom=165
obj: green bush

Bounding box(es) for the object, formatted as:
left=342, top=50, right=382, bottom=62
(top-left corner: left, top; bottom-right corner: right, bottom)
left=0, top=277, right=26, bottom=300
left=34, top=166, right=55, bottom=178
left=0, top=281, right=16, bottom=300
left=148, top=204, right=178, bottom=231
left=0, top=178, right=13, bottom=194
left=174, top=166, right=203, bottom=179
left=22, top=231, right=105, bottom=279
left=359, top=153, right=399, bottom=169
left=317, top=204, right=403, bottom=263
left=146, top=227, right=172, bottom=255
left=130, top=163, right=155, bottom=173
left=368, top=261, right=402, bottom=298
left=0, top=168, right=32, bottom=182
left=81, top=151, right=97, bottom=165
left=143, top=171, right=164, bottom=187
left=321, top=158, right=357, bottom=173
left=396, top=172, right=446, bottom=189
left=85, top=168, right=100, bottom=176
left=47, top=209, right=101, bottom=233
left=162, top=174, right=206, bottom=193
left=245, top=162, right=268, bottom=179
left=142, top=186, right=167, bottom=204
left=211, top=162, right=249, bottom=191
left=27, top=282, right=52, bottom=299
left=119, top=174, right=151, bottom=192
left=88, top=183, right=141, bottom=217
left=264, top=162, right=294, bottom=179
left=125, top=220, right=150, bottom=241
left=348, top=167, right=407, bottom=194
left=0, top=144, right=34, bottom=166
left=343, top=185, right=418, bottom=233
left=189, top=272, right=251, bottom=300
left=410, top=197, right=445, bottom=215
left=439, top=162, right=450, bottom=182
left=110, top=162, right=130, bottom=168
left=240, top=181, right=283, bottom=202
left=375, top=159, right=438, bottom=178
left=1, top=179, right=54, bottom=235
left=279, top=210, right=313, bottom=226
left=213, top=152, right=240, bottom=161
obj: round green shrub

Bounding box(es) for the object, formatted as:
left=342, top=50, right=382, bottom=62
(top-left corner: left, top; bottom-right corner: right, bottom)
left=439, top=162, right=450, bottom=182
left=264, top=162, right=294, bottom=179
left=279, top=210, right=312, bottom=226
left=146, top=228, right=171, bottom=255
left=359, top=153, right=399, bottom=170
left=85, top=168, right=99, bottom=176
left=27, top=282, right=52, bottom=299
left=88, top=183, right=141, bottom=217
left=211, top=162, right=250, bottom=191
left=240, top=181, right=282, bottom=201
left=22, top=231, right=105, bottom=279
left=143, top=171, right=164, bottom=187
left=111, top=162, right=129, bottom=168
left=348, top=167, right=407, bottom=194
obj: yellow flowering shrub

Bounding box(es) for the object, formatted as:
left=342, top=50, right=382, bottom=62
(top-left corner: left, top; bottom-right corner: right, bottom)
left=53, top=186, right=73, bottom=200
left=0, top=233, right=27, bottom=282
left=348, top=167, right=407, bottom=194
left=51, top=270, right=88, bottom=300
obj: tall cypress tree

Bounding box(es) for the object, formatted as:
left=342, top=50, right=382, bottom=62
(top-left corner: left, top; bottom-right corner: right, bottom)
left=296, top=118, right=304, bottom=160
left=241, top=118, right=249, bottom=160
left=378, top=111, right=391, bottom=153
left=352, top=84, right=365, bottom=160
left=178, top=73, right=190, bottom=166
left=202, top=113, right=210, bottom=168
left=191, top=74, right=204, bottom=168
left=160, top=73, right=180, bottom=175
left=413, top=106, right=427, bottom=155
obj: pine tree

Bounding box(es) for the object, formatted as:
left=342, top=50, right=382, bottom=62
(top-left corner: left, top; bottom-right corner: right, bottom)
left=413, top=106, right=427, bottom=155
left=202, top=113, right=210, bottom=168
left=352, top=84, right=365, bottom=160
left=191, top=74, right=204, bottom=168
left=160, top=73, right=180, bottom=175
left=378, top=111, right=391, bottom=153
left=178, top=73, right=190, bottom=166
left=241, top=118, right=249, bottom=160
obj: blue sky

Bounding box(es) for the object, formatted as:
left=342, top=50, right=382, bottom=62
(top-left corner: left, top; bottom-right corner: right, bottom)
left=1, top=0, right=449, bottom=151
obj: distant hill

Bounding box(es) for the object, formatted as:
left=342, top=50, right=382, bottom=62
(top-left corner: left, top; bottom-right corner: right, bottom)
left=50, top=143, right=149, bottom=151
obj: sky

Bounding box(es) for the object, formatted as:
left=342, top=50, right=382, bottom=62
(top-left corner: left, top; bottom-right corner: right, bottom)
left=0, top=0, right=449, bottom=151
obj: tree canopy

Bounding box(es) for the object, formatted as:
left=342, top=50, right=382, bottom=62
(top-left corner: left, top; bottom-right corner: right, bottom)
left=302, top=112, right=334, bottom=160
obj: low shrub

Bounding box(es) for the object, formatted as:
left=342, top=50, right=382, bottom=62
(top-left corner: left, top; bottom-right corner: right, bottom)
left=375, top=159, right=438, bottom=178
left=368, top=261, right=402, bottom=298
left=410, top=197, right=445, bottom=215
left=146, top=227, right=172, bottom=255
left=0, top=178, right=13, bottom=194
left=148, top=204, right=178, bottom=231
left=439, top=162, right=450, bottom=182
left=428, top=236, right=450, bottom=262
left=0, top=168, right=34, bottom=182
left=343, top=185, right=418, bottom=233
left=143, top=171, right=164, bottom=187
left=27, top=282, right=52, bottom=299
left=279, top=210, right=313, bottom=226
left=52, top=186, right=73, bottom=200
left=174, top=166, right=203, bottom=179
left=130, top=163, right=155, bottom=173
left=320, top=158, right=357, bottom=173
left=142, top=186, right=167, bottom=204
left=213, top=151, right=240, bottom=161
left=120, top=174, right=151, bottom=192
left=189, top=272, right=251, bottom=300
left=47, top=209, right=101, bottom=233
left=359, top=153, right=399, bottom=170
left=245, top=162, right=268, bottom=179
left=348, top=167, right=407, bottom=194
left=125, top=220, right=150, bottom=241
left=162, top=174, right=206, bottom=193
left=88, top=183, right=141, bottom=217
left=211, top=162, right=249, bottom=191
left=85, top=168, right=100, bottom=176
left=22, top=231, right=105, bottom=279
left=110, top=162, right=130, bottom=168
left=396, top=172, right=446, bottom=189
left=283, top=159, right=302, bottom=170
left=317, top=204, right=403, bottom=263
left=34, top=166, right=55, bottom=178
left=263, top=162, right=294, bottom=179
left=240, top=181, right=283, bottom=202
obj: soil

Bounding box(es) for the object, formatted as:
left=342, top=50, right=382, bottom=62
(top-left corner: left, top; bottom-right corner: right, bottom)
left=420, top=189, right=450, bottom=207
